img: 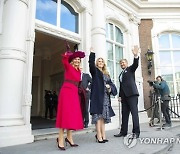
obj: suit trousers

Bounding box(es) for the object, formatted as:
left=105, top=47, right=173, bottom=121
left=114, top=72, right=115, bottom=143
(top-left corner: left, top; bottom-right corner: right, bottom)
left=84, top=91, right=90, bottom=126
left=120, top=91, right=140, bottom=135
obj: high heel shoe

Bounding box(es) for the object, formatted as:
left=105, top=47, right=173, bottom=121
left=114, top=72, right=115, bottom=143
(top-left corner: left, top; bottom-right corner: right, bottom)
left=103, top=139, right=109, bottom=142
left=95, top=134, right=105, bottom=143
left=56, top=138, right=65, bottom=150
left=65, top=138, right=78, bottom=147
left=58, top=144, right=66, bottom=151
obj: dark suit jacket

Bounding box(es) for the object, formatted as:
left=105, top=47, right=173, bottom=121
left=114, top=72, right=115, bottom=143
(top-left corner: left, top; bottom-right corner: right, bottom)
left=119, top=57, right=139, bottom=97
left=89, top=52, right=105, bottom=115
left=81, top=73, right=92, bottom=90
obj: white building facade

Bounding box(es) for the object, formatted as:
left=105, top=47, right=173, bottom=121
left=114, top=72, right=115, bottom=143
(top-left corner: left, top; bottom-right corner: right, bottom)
left=0, top=0, right=180, bottom=147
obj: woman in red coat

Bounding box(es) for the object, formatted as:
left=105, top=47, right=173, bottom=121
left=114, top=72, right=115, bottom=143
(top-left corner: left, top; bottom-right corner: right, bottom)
left=56, top=49, right=85, bottom=150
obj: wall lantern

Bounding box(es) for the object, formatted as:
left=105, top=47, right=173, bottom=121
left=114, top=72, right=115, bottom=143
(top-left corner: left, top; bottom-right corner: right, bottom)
left=145, top=49, right=154, bottom=75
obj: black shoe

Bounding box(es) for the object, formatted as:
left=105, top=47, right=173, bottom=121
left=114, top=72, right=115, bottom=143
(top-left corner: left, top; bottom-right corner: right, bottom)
left=95, top=135, right=105, bottom=143
left=114, top=133, right=127, bottom=137
left=84, top=124, right=88, bottom=128
left=57, top=138, right=65, bottom=151
left=65, top=138, right=78, bottom=147
left=162, top=123, right=172, bottom=127
left=103, top=139, right=109, bottom=142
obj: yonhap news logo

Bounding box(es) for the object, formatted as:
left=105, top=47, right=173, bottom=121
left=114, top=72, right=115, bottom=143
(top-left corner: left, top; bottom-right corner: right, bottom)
left=124, top=134, right=138, bottom=148
left=124, top=134, right=180, bottom=148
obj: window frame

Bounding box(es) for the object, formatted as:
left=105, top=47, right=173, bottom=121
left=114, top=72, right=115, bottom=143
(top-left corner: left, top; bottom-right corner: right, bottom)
left=106, top=23, right=125, bottom=94
left=35, top=0, right=79, bottom=33
left=158, top=33, right=180, bottom=96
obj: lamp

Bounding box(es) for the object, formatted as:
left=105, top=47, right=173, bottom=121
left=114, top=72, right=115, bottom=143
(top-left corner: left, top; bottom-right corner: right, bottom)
left=145, top=49, right=154, bottom=75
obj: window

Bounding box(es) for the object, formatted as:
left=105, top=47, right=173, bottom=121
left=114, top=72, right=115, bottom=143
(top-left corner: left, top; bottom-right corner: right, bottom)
left=158, top=33, right=180, bottom=96
left=36, top=0, right=79, bottom=33
left=106, top=23, right=124, bottom=91
left=36, top=0, right=57, bottom=26
left=61, top=1, right=78, bottom=33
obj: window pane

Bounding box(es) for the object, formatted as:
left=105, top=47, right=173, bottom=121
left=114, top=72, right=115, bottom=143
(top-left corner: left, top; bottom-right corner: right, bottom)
left=173, top=51, right=180, bottom=66
left=107, top=42, right=113, bottom=60
left=116, top=62, right=122, bottom=77
left=61, top=1, right=78, bottom=33
left=174, top=67, right=180, bottom=94
left=106, top=23, right=113, bottom=40
left=161, top=67, right=174, bottom=95
left=175, top=67, right=180, bottom=79
left=175, top=68, right=180, bottom=94
left=36, top=0, right=57, bottom=26
left=115, top=45, right=123, bottom=62
left=161, top=72, right=174, bottom=96
left=107, top=60, right=114, bottom=79
left=172, top=34, right=180, bottom=48
left=161, top=69, right=173, bottom=81
left=167, top=81, right=175, bottom=96
left=159, top=34, right=170, bottom=49
left=115, top=45, right=123, bottom=78
left=159, top=51, right=171, bottom=66
left=115, top=26, right=123, bottom=44
left=176, top=81, right=180, bottom=94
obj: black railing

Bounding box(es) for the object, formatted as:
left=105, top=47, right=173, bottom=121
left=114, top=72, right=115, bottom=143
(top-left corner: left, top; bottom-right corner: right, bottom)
left=169, top=95, right=180, bottom=118
left=148, top=91, right=180, bottom=119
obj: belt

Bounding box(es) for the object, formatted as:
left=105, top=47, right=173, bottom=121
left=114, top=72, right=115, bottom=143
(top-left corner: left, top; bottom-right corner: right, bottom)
left=64, top=79, right=79, bottom=87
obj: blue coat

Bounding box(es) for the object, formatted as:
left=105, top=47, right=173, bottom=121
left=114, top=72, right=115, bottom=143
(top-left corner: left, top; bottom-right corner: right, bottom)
left=89, top=52, right=117, bottom=115
left=153, top=80, right=170, bottom=97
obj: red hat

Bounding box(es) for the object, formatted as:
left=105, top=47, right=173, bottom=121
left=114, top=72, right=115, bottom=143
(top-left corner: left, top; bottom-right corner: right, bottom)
left=68, top=51, right=85, bottom=62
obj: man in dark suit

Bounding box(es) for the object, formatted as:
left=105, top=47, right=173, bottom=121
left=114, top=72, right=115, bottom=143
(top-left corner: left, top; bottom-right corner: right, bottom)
left=114, top=45, right=141, bottom=138
left=80, top=71, right=92, bottom=128
left=44, top=90, right=54, bottom=119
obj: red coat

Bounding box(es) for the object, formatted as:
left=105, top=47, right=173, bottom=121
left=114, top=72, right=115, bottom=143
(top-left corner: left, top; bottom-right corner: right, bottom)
left=56, top=54, right=83, bottom=130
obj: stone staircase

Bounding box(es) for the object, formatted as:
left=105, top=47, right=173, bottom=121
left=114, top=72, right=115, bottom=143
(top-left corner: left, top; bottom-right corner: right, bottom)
left=32, top=127, right=95, bottom=141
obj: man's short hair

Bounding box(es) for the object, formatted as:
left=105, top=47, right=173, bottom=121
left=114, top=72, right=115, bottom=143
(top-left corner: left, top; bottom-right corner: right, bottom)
left=119, top=59, right=128, bottom=63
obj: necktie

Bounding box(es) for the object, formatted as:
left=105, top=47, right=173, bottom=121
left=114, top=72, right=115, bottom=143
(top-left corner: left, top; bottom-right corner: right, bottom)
left=119, top=70, right=125, bottom=82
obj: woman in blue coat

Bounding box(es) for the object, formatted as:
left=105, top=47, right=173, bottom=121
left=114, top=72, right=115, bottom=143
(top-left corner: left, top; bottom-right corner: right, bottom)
left=89, top=48, right=117, bottom=143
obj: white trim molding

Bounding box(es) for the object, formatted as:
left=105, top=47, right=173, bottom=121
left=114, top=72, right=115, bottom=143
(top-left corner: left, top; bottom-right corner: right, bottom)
left=18, top=0, right=29, bottom=7
left=64, top=0, right=86, bottom=13
left=35, top=20, right=82, bottom=43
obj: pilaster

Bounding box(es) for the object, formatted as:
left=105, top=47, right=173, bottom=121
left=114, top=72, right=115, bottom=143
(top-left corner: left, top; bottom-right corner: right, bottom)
left=0, top=0, right=34, bottom=147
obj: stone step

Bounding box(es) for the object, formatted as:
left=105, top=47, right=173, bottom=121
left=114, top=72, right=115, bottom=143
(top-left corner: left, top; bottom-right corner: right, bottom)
left=32, top=127, right=95, bottom=141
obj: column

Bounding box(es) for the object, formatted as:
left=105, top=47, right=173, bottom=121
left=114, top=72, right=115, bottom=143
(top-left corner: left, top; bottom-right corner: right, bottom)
left=91, top=0, right=107, bottom=60
left=0, top=0, right=34, bottom=147
left=81, top=8, right=92, bottom=73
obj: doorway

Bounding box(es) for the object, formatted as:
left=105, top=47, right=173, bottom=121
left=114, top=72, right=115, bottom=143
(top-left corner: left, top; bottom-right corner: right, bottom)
left=31, top=31, right=76, bottom=129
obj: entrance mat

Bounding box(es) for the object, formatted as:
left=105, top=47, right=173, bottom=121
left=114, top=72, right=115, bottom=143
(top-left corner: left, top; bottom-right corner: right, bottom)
left=31, top=116, right=56, bottom=130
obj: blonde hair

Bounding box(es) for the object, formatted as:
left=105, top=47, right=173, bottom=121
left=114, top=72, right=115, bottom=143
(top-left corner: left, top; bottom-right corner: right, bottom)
left=95, top=57, right=110, bottom=76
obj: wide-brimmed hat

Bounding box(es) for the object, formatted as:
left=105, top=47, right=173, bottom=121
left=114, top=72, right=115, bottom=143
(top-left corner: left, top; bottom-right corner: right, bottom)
left=68, top=51, right=85, bottom=62
left=64, top=41, right=85, bottom=62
